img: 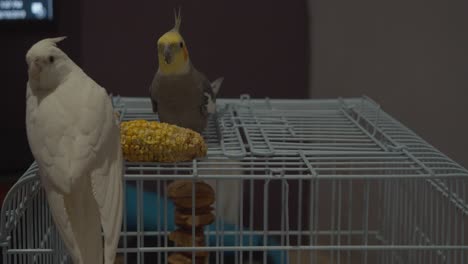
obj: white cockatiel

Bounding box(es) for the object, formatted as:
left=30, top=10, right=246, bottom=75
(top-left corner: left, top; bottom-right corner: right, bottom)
left=25, top=37, right=123, bottom=264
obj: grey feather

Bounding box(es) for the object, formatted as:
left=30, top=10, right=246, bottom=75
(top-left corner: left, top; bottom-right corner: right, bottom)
left=149, top=64, right=223, bottom=133
left=149, top=75, right=158, bottom=113
left=211, top=77, right=224, bottom=96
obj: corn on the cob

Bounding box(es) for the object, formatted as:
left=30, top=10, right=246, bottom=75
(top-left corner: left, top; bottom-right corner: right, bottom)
left=120, top=120, right=207, bottom=162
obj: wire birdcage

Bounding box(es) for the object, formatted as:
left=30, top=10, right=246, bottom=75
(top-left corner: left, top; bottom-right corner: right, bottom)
left=1, top=95, right=467, bottom=264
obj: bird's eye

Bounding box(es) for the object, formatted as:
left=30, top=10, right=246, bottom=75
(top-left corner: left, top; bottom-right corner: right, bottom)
left=49, top=56, right=55, bottom=63
left=180, top=42, right=184, bottom=48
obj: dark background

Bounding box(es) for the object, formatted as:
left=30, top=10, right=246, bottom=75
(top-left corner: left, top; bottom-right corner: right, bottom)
left=1, top=0, right=467, bottom=179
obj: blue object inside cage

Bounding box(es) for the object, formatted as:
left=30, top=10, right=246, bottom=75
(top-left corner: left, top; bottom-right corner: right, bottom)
left=125, top=184, right=287, bottom=264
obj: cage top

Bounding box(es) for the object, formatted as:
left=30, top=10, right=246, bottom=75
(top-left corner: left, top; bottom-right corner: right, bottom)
left=108, top=95, right=468, bottom=180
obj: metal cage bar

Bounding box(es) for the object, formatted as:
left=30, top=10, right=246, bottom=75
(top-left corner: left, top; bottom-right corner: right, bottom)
left=1, top=96, right=467, bottom=264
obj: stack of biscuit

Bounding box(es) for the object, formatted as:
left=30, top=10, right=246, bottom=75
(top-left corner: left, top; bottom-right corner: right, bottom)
left=167, top=180, right=215, bottom=264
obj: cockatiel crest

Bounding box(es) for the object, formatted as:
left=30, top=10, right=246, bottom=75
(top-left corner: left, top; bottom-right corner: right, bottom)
left=172, top=7, right=182, bottom=32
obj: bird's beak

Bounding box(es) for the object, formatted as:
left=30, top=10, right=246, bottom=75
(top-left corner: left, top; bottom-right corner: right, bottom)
left=163, top=47, right=172, bottom=64
left=28, top=59, right=42, bottom=78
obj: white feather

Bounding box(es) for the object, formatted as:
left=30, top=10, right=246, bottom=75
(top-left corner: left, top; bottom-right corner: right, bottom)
left=204, top=92, right=217, bottom=114
left=205, top=77, right=224, bottom=115
left=202, top=159, right=242, bottom=226
left=25, top=38, right=123, bottom=264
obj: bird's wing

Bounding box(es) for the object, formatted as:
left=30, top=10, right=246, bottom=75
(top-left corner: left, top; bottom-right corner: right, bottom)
left=210, top=77, right=224, bottom=97
left=40, top=179, right=84, bottom=263
left=88, top=81, right=123, bottom=264
left=43, top=173, right=103, bottom=264
left=149, top=73, right=159, bottom=113
left=26, top=74, right=111, bottom=194
left=26, top=85, right=72, bottom=193
left=197, top=73, right=217, bottom=115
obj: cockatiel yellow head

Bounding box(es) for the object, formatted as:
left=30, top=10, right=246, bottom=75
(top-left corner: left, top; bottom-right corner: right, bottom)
left=157, top=9, right=190, bottom=75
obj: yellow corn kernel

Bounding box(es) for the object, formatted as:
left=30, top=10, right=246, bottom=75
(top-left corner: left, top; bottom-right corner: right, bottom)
left=120, top=120, right=207, bottom=162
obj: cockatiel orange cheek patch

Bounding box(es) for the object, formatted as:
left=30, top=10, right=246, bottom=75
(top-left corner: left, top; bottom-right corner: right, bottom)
left=183, top=47, right=188, bottom=61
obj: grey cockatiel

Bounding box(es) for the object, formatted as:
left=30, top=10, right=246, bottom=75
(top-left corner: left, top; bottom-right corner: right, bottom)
left=149, top=9, right=241, bottom=237
left=25, top=37, right=123, bottom=264
left=149, top=9, right=223, bottom=133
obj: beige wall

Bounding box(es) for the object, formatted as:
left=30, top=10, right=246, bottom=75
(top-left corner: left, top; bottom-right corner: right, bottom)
left=307, top=0, right=468, bottom=168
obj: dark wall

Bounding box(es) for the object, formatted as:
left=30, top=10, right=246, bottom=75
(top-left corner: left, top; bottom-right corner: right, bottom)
left=309, top=0, right=468, bottom=168
left=1, top=1, right=309, bottom=175
left=1, top=1, right=82, bottom=175
left=81, top=1, right=309, bottom=99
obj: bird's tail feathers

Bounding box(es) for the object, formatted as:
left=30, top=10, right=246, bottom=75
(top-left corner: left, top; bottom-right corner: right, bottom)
left=202, top=158, right=241, bottom=226
left=211, top=77, right=224, bottom=96
left=63, top=176, right=104, bottom=264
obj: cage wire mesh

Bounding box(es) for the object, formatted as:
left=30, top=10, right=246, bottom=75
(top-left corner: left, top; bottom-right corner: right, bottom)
left=1, top=95, right=468, bottom=264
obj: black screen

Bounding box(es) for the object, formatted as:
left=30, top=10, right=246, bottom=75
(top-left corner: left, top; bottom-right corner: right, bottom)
left=0, top=0, right=53, bottom=21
